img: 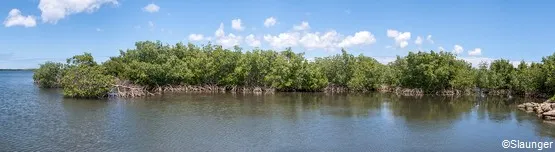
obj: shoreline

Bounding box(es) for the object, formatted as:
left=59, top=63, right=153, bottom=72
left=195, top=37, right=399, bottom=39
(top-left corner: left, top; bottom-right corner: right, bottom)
left=518, top=100, right=555, bottom=121
left=106, top=83, right=550, bottom=99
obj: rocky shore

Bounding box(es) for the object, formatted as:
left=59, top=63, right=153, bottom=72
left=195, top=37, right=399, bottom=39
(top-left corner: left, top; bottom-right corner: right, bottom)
left=518, top=100, right=555, bottom=121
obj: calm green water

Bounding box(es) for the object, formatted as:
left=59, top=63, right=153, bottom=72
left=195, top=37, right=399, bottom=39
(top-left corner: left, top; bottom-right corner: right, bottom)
left=1, top=71, right=554, bottom=151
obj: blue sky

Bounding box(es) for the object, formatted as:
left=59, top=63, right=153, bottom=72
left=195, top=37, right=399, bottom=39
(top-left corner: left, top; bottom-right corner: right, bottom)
left=1, top=0, right=554, bottom=68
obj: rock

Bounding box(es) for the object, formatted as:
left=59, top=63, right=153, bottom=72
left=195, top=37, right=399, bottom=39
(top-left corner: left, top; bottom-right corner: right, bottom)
left=543, top=110, right=555, bottom=116
left=517, top=104, right=526, bottom=108
left=545, top=116, right=555, bottom=120
left=541, top=103, right=553, bottom=112
left=543, top=120, right=555, bottom=125
left=536, top=108, right=544, bottom=114
left=526, top=107, right=535, bottom=112
left=546, top=99, right=555, bottom=103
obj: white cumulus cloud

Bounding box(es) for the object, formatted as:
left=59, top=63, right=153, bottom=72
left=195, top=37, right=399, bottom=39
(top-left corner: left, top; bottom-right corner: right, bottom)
left=426, top=35, right=434, bottom=44
left=414, top=36, right=423, bottom=45
left=3, top=9, right=36, bottom=27
left=387, top=29, right=411, bottom=48
left=293, top=21, right=310, bottom=31
left=264, top=32, right=301, bottom=49
left=39, top=0, right=119, bottom=23
left=245, top=34, right=261, bottom=47
left=338, top=31, right=376, bottom=48
left=453, top=45, right=464, bottom=54
left=231, top=19, right=244, bottom=31
left=300, top=31, right=341, bottom=50
left=214, top=23, right=242, bottom=48
left=264, top=17, right=276, bottom=27
left=217, top=34, right=242, bottom=49
left=468, top=48, right=482, bottom=56
left=215, top=23, right=225, bottom=37
left=143, top=3, right=160, bottom=13
left=188, top=34, right=204, bottom=41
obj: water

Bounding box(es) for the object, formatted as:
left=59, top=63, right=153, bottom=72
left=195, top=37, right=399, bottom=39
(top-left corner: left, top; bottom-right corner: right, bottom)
left=1, top=71, right=554, bottom=151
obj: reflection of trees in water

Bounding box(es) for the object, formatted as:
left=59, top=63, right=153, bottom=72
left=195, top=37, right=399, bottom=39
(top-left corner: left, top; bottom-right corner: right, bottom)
left=478, top=97, right=555, bottom=139
left=474, top=97, right=514, bottom=122
left=388, top=96, right=475, bottom=122
left=534, top=121, right=555, bottom=139
left=317, top=93, right=385, bottom=118
left=122, top=92, right=555, bottom=139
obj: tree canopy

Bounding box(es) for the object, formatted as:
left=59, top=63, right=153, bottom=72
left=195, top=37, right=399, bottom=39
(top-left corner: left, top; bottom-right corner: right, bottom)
left=33, top=41, right=555, bottom=98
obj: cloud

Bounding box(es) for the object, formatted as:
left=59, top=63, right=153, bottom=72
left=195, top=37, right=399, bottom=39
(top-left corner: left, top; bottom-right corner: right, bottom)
left=293, top=21, right=310, bottom=31
left=386, top=29, right=411, bottom=48
left=438, top=46, right=445, bottom=51
left=414, top=36, right=423, bottom=45
left=468, top=48, right=482, bottom=56
left=231, top=19, right=244, bottom=31
left=264, top=32, right=301, bottom=49
left=217, top=34, right=242, bottom=48
left=457, top=57, right=493, bottom=67
left=264, top=17, right=276, bottom=27
left=299, top=31, right=341, bottom=50
left=245, top=34, right=261, bottom=47
left=264, top=29, right=376, bottom=50
left=188, top=34, right=204, bottom=41
left=214, top=23, right=242, bottom=48
left=338, top=31, right=376, bottom=48
left=374, top=56, right=398, bottom=64
left=369, top=55, right=524, bottom=68
left=39, top=0, right=119, bottom=23
left=143, top=3, right=160, bottom=13
left=453, top=45, right=463, bottom=54
left=198, top=21, right=378, bottom=50
left=457, top=57, right=524, bottom=67
left=96, top=28, right=102, bottom=32
left=3, top=9, right=37, bottom=27
left=215, top=23, right=225, bottom=37
left=426, top=35, right=434, bottom=44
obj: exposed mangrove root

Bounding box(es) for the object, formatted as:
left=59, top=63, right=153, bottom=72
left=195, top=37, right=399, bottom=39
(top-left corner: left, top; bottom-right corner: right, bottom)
left=518, top=100, right=555, bottom=121
left=376, top=85, right=474, bottom=97
left=323, top=85, right=349, bottom=93
left=109, top=80, right=276, bottom=98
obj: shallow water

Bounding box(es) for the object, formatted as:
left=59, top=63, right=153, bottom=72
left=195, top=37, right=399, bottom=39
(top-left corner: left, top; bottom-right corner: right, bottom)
left=1, top=71, right=554, bottom=151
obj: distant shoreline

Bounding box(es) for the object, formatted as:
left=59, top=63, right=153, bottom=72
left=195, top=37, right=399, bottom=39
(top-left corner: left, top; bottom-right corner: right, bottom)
left=0, top=69, right=35, bottom=71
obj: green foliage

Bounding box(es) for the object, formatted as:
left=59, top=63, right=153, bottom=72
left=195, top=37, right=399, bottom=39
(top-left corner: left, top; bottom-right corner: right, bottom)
left=103, top=41, right=329, bottom=91
left=394, top=51, right=475, bottom=92
left=542, top=53, right=555, bottom=94
left=61, top=65, right=114, bottom=98
left=347, top=55, right=387, bottom=91
left=488, top=59, right=515, bottom=90
left=315, top=49, right=356, bottom=87
left=33, top=40, right=555, bottom=98
left=60, top=53, right=114, bottom=98
left=66, top=52, right=96, bottom=66
left=33, top=62, right=64, bottom=88
left=475, top=62, right=491, bottom=89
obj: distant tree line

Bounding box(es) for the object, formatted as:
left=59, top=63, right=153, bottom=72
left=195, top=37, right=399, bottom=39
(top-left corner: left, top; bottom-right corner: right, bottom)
left=0, top=69, right=35, bottom=71
left=32, top=41, right=555, bottom=98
